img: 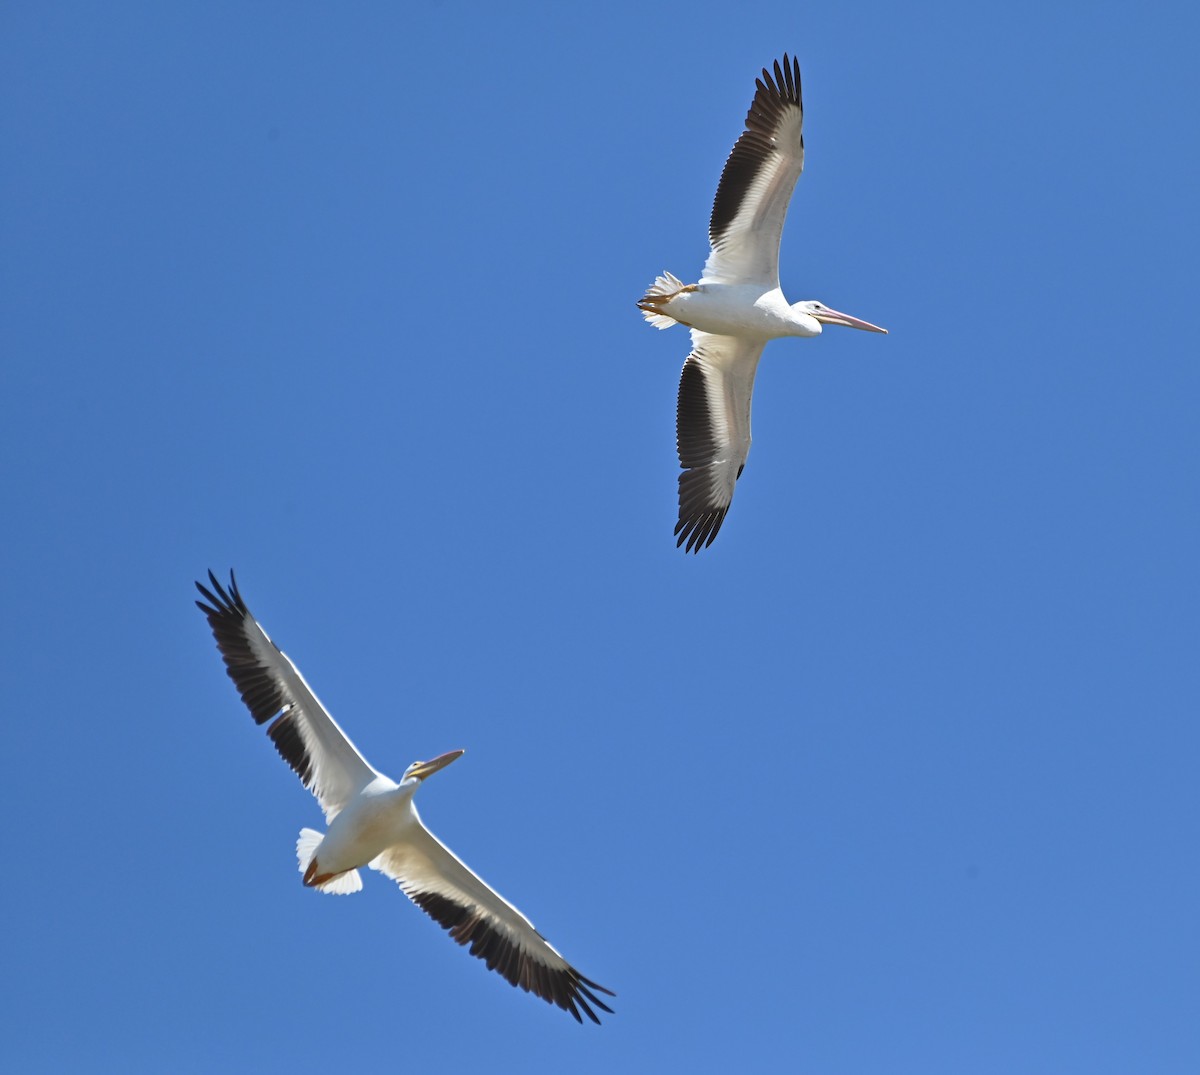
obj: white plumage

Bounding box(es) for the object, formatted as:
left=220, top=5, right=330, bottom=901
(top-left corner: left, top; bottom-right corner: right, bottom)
left=639, top=55, right=887, bottom=552
left=196, top=571, right=613, bottom=1023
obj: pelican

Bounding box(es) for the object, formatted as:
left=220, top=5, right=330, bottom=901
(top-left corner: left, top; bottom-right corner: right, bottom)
left=639, top=54, right=887, bottom=552
left=194, top=571, right=613, bottom=1023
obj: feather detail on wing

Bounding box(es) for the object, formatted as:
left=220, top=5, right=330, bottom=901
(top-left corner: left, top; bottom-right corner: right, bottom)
left=675, top=332, right=766, bottom=552
left=195, top=571, right=380, bottom=821
left=703, top=54, right=805, bottom=287
left=370, top=817, right=614, bottom=1023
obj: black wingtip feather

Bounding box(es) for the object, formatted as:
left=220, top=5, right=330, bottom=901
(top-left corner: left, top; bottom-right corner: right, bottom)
left=674, top=506, right=727, bottom=553
left=409, top=890, right=614, bottom=1024
left=195, top=569, right=319, bottom=791
left=710, top=53, right=805, bottom=248
left=675, top=358, right=733, bottom=552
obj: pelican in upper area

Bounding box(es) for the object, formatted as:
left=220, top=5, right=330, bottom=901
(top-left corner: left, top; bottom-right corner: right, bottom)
left=639, top=54, right=887, bottom=552
left=195, top=571, right=613, bottom=1023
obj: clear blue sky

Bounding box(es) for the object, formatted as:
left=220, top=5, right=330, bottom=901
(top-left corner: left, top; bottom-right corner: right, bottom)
left=3, top=2, right=1198, bottom=1072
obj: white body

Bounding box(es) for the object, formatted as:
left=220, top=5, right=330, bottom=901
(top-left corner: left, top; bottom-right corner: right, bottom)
left=655, top=283, right=821, bottom=339
left=638, top=56, right=885, bottom=552
left=313, top=774, right=412, bottom=876
left=195, top=571, right=614, bottom=1023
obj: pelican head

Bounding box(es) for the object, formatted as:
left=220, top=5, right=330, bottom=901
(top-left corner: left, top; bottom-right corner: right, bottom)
left=794, top=300, right=888, bottom=335
left=403, top=749, right=465, bottom=783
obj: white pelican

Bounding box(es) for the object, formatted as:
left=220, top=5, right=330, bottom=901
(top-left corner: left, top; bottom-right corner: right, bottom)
left=195, top=571, right=614, bottom=1023
left=639, top=54, right=887, bottom=552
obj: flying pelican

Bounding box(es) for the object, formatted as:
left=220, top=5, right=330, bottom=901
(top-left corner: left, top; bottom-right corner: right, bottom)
left=639, top=54, right=887, bottom=552
left=195, top=570, right=614, bottom=1023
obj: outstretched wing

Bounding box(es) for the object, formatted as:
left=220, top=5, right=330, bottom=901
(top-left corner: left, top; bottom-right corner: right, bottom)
left=675, top=332, right=766, bottom=552
left=703, top=54, right=805, bottom=288
left=195, top=571, right=380, bottom=821
left=371, top=810, right=614, bottom=1024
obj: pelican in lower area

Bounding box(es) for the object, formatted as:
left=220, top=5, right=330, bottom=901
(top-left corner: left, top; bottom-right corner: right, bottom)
left=195, top=571, right=613, bottom=1023
left=639, top=54, right=887, bottom=552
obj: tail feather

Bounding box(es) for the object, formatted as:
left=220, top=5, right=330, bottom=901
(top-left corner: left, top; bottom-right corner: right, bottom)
left=638, top=271, right=685, bottom=329
left=296, top=828, right=363, bottom=895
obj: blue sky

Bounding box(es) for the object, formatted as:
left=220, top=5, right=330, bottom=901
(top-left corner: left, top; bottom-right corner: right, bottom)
left=3, top=2, right=1198, bottom=1071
